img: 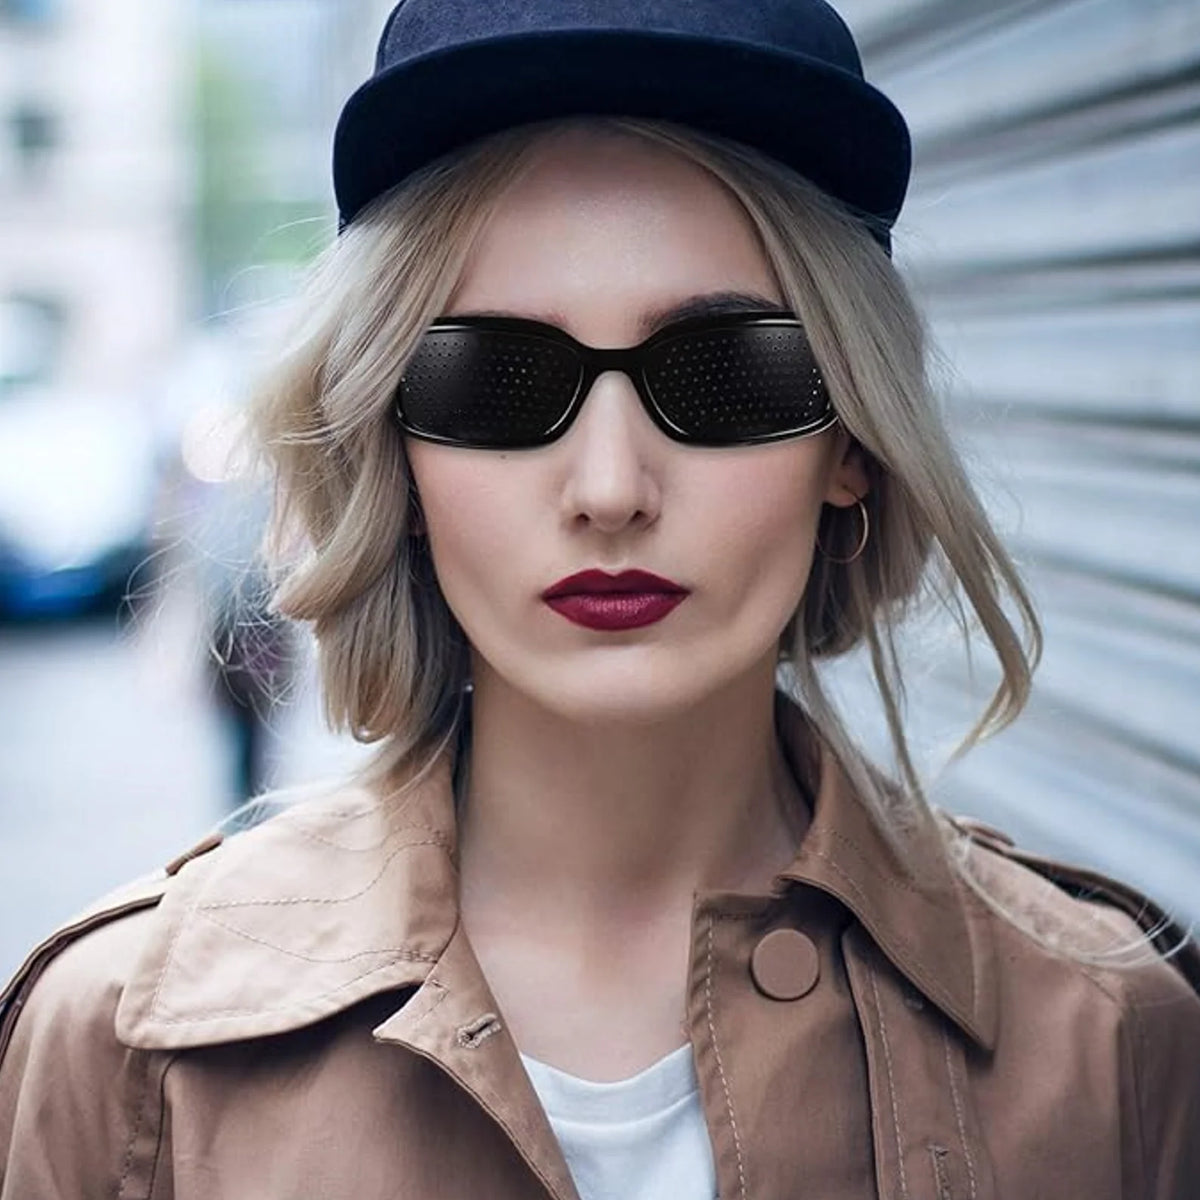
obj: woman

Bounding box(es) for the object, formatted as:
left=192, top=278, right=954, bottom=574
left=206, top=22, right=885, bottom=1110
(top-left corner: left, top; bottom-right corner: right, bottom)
left=2, top=3, right=1198, bottom=1197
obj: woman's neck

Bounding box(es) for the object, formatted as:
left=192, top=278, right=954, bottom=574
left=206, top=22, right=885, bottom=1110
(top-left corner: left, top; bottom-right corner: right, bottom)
left=455, top=664, right=811, bottom=938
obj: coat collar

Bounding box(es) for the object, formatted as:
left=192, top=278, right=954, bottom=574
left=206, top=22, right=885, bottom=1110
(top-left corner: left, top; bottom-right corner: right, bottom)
left=771, top=690, right=997, bottom=1049
left=115, top=690, right=996, bottom=1054
left=114, top=755, right=462, bottom=1050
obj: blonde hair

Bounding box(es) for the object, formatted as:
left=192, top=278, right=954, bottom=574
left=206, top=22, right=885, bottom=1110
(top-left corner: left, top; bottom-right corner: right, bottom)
left=244, top=114, right=1159, bottom=957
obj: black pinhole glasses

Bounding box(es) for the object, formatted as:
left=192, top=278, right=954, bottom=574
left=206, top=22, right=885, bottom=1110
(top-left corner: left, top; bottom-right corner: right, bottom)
left=394, top=310, right=838, bottom=450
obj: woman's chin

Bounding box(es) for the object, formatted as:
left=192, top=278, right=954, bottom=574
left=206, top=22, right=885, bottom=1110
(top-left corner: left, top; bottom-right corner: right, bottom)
left=504, top=658, right=753, bottom=729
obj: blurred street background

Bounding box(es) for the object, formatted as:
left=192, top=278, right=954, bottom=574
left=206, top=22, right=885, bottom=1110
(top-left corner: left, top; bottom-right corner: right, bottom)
left=1, top=0, right=1198, bottom=980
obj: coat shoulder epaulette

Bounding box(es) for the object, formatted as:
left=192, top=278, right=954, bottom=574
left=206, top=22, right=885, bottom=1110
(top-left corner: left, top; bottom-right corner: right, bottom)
left=0, top=831, right=225, bottom=1061
left=946, top=814, right=1200, bottom=997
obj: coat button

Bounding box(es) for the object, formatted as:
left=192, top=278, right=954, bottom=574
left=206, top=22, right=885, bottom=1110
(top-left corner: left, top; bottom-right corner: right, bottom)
left=750, top=929, right=820, bottom=1000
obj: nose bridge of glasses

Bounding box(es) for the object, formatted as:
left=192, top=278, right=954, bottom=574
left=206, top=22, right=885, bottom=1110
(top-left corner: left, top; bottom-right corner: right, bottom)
left=577, top=344, right=650, bottom=405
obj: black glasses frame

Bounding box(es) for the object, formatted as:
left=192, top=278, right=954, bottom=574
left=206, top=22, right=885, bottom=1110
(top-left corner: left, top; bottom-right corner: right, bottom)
left=395, top=309, right=838, bottom=450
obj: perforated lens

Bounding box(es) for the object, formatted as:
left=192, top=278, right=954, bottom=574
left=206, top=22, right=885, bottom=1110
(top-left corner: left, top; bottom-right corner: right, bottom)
left=642, top=323, right=831, bottom=443
left=398, top=316, right=835, bottom=449
left=399, top=326, right=581, bottom=447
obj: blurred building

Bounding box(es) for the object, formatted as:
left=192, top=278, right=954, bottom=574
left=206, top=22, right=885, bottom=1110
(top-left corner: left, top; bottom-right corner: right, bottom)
left=189, top=0, right=390, bottom=317
left=0, top=0, right=191, bottom=398
left=837, top=0, right=1200, bottom=915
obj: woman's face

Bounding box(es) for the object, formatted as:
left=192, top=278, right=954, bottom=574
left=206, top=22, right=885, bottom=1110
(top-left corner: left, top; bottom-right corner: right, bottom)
left=405, top=127, right=866, bottom=724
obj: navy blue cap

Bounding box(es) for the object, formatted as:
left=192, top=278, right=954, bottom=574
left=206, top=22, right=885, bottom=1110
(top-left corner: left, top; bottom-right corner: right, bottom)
left=333, top=0, right=910, bottom=251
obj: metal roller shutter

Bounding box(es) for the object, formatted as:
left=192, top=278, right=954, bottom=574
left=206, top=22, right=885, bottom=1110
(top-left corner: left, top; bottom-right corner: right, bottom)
left=833, top=0, right=1200, bottom=919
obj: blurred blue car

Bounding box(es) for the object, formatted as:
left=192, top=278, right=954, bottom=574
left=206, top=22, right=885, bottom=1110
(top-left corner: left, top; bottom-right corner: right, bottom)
left=0, top=392, right=161, bottom=619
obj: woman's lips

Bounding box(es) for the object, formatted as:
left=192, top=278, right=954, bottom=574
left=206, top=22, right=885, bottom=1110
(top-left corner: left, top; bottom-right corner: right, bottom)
left=542, top=568, right=687, bottom=598
left=541, top=569, right=690, bottom=631
left=544, top=592, right=687, bottom=631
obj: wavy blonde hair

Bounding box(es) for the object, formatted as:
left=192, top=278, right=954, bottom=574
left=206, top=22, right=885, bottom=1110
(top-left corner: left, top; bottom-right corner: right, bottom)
left=247, top=115, right=1067, bottom=926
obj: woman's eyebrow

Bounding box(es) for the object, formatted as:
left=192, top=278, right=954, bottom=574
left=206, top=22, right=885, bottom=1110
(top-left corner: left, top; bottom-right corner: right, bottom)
left=636, top=291, right=785, bottom=337
left=447, top=291, right=784, bottom=339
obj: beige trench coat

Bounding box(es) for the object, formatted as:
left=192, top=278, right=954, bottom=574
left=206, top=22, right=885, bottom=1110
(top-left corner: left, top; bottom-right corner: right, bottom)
left=2, top=690, right=1199, bottom=1199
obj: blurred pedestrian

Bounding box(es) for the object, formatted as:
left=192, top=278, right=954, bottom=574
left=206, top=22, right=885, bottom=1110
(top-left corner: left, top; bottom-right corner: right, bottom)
left=204, top=562, right=293, bottom=803
left=194, top=475, right=295, bottom=805
left=3, top=3, right=1199, bottom=1198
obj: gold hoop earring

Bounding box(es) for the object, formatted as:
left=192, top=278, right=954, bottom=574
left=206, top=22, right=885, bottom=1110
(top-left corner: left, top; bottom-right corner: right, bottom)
left=817, top=497, right=869, bottom=565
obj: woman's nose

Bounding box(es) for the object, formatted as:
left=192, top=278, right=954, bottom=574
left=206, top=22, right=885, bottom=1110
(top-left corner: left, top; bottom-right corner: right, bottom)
left=558, top=370, right=663, bottom=533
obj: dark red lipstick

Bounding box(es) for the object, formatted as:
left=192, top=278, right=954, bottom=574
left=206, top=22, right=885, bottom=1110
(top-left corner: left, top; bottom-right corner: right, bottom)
left=541, top=569, right=690, bottom=631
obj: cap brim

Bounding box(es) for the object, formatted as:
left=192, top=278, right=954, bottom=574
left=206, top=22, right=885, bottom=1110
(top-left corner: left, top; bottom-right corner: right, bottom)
left=333, top=29, right=910, bottom=242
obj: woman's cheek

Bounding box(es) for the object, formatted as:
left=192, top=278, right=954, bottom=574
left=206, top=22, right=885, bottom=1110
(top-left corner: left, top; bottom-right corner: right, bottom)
left=715, top=459, right=819, bottom=560
left=719, top=463, right=824, bottom=621
left=417, top=459, right=520, bottom=591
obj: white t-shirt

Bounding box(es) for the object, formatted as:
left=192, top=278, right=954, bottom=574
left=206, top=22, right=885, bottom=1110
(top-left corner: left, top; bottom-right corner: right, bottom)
left=519, top=1043, right=717, bottom=1200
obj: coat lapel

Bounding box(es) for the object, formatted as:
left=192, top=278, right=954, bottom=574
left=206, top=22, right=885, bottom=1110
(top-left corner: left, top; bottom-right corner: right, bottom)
left=374, top=919, right=582, bottom=1200
left=843, top=926, right=998, bottom=1200
left=115, top=755, right=462, bottom=1051
left=772, top=691, right=998, bottom=1052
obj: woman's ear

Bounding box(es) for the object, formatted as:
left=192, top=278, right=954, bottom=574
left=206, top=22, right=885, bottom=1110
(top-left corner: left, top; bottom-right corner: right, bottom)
left=823, top=429, right=871, bottom=508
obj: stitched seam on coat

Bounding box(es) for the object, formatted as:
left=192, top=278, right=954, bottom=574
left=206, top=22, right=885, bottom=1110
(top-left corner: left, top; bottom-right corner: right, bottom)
left=928, top=1144, right=953, bottom=1200
left=150, top=958, right=430, bottom=1023
left=198, top=837, right=448, bottom=909
left=708, top=908, right=772, bottom=922
left=284, top=823, right=448, bottom=852
left=274, top=793, right=424, bottom=825
left=192, top=910, right=440, bottom=965
left=822, top=828, right=921, bottom=894
left=148, top=836, right=445, bottom=1020
left=144, top=1053, right=180, bottom=1199
left=407, top=979, right=449, bottom=1029
left=706, top=916, right=747, bottom=1200
left=147, top=890, right=197, bottom=1023
left=280, top=818, right=452, bottom=854
left=869, top=965, right=909, bottom=1200
left=116, top=1048, right=154, bottom=1199
left=805, top=845, right=975, bottom=1015
left=941, top=1025, right=977, bottom=1199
